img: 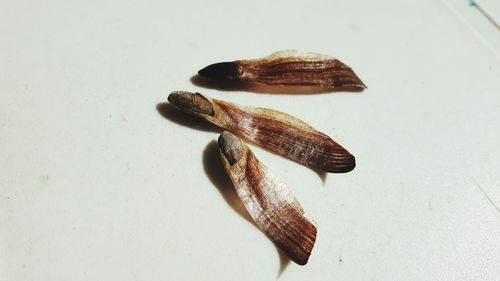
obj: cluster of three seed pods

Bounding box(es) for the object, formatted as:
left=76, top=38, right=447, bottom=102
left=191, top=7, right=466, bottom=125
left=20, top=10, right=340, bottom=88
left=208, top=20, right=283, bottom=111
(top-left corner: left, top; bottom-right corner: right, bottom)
left=168, top=50, right=365, bottom=265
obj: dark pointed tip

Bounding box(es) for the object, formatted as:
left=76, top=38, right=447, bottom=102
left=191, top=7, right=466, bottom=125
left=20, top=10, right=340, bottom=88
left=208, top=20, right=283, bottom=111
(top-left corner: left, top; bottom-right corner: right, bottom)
left=350, top=70, right=367, bottom=89
left=356, top=78, right=367, bottom=89
left=198, top=62, right=241, bottom=81
left=218, top=131, right=243, bottom=165
left=337, top=72, right=367, bottom=90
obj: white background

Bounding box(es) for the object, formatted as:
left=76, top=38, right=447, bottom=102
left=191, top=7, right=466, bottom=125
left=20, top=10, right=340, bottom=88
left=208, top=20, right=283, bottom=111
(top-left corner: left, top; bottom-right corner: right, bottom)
left=1, top=0, right=499, bottom=280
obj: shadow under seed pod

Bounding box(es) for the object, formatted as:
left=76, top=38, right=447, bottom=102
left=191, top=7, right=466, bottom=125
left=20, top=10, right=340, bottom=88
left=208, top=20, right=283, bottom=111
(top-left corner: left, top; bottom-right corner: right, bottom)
left=277, top=247, right=291, bottom=277
left=156, top=103, right=219, bottom=133
left=202, top=140, right=254, bottom=225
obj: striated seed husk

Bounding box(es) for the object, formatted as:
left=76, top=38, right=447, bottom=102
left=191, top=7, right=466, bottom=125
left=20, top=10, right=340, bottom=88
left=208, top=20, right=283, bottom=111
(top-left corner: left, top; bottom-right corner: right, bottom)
left=218, top=131, right=317, bottom=265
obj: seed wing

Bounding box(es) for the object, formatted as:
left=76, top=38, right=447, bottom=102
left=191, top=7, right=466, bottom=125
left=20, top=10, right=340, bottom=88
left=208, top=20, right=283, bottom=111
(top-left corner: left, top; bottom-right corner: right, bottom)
left=218, top=132, right=316, bottom=265
left=214, top=99, right=356, bottom=173
left=248, top=50, right=334, bottom=63
left=236, top=50, right=366, bottom=89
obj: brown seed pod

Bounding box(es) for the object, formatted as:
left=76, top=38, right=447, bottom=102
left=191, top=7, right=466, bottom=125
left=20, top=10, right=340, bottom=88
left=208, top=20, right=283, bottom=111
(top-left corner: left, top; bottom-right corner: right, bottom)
left=218, top=131, right=317, bottom=265
left=198, top=50, right=366, bottom=89
left=168, top=91, right=356, bottom=173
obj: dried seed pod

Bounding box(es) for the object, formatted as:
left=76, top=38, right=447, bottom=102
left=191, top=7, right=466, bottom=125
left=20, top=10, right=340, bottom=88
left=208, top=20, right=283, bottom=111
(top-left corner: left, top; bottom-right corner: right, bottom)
left=218, top=131, right=317, bottom=265
left=198, top=50, right=366, bottom=89
left=168, top=91, right=355, bottom=173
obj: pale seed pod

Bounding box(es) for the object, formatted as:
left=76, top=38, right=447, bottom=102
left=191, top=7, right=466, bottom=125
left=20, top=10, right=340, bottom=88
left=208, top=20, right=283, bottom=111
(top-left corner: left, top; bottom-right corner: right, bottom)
left=168, top=91, right=356, bottom=173
left=198, top=50, right=366, bottom=90
left=218, top=131, right=317, bottom=265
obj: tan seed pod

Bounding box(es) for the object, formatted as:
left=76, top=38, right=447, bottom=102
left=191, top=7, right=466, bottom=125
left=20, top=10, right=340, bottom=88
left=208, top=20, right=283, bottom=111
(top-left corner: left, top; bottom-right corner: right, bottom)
left=218, top=131, right=317, bottom=265
left=168, top=91, right=356, bottom=173
left=198, top=50, right=366, bottom=90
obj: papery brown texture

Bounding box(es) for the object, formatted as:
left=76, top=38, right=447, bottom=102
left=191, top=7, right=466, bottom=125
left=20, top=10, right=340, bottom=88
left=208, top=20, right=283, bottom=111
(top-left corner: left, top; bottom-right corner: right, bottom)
left=198, top=50, right=366, bottom=90
left=218, top=131, right=317, bottom=265
left=168, top=91, right=356, bottom=173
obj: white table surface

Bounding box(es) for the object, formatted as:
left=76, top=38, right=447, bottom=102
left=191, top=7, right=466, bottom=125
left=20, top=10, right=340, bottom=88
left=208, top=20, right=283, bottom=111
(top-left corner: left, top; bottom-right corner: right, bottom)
left=1, top=0, right=499, bottom=280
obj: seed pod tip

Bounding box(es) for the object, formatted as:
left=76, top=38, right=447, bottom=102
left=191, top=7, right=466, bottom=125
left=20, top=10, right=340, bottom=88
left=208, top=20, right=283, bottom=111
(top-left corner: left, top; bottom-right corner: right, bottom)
left=218, top=131, right=243, bottom=165
left=198, top=62, right=242, bottom=81
left=168, top=91, right=215, bottom=116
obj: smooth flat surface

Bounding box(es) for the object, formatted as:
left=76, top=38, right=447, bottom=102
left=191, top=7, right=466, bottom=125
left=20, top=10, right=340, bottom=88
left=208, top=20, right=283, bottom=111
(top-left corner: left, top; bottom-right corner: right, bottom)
left=1, top=0, right=499, bottom=280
